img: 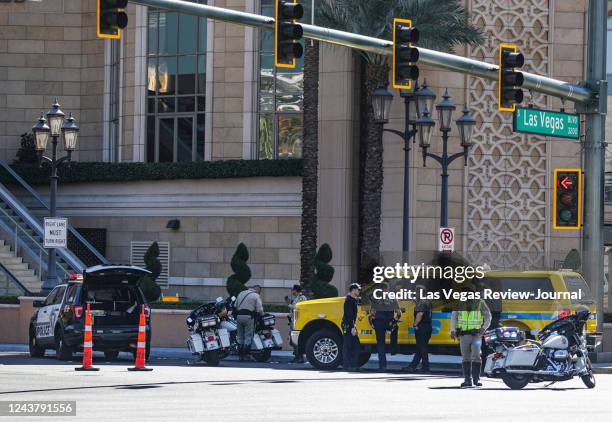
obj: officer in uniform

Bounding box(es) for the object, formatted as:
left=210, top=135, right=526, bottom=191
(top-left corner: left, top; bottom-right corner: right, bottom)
left=405, top=285, right=432, bottom=372
left=235, top=285, right=264, bottom=361
left=369, top=282, right=401, bottom=371
left=450, top=286, right=492, bottom=387
left=342, top=283, right=361, bottom=370
left=287, top=284, right=308, bottom=363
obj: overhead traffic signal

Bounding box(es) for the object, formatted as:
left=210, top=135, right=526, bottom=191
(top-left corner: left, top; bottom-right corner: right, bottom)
left=553, top=168, right=582, bottom=230
left=97, top=0, right=128, bottom=40
left=498, top=43, right=524, bottom=112
left=274, top=0, right=304, bottom=68
left=392, top=18, right=419, bottom=90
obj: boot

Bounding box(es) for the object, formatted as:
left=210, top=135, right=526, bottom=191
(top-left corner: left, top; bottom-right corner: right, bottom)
left=460, top=362, right=472, bottom=388
left=472, top=362, right=482, bottom=387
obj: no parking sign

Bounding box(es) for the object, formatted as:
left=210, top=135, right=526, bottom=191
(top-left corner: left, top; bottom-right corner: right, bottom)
left=439, top=227, right=454, bottom=253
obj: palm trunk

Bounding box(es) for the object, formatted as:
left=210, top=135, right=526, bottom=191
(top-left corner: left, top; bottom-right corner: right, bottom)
left=300, top=40, right=320, bottom=286
left=357, top=60, right=388, bottom=283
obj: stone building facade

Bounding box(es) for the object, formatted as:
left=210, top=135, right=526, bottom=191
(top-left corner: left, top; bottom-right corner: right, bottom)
left=0, top=0, right=596, bottom=299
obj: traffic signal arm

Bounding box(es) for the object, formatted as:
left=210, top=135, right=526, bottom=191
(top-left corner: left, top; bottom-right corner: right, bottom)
left=97, top=0, right=129, bottom=40
left=498, top=43, right=525, bottom=112
left=392, top=18, right=419, bottom=90
left=274, top=0, right=304, bottom=68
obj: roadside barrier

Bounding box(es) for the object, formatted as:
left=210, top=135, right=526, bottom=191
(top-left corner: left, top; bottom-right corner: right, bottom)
left=75, top=304, right=99, bottom=371
left=128, top=305, right=153, bottom=371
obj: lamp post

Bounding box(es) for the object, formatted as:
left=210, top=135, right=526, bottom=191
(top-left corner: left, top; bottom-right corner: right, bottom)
left=373, top=82, right=419, bottom=261
left=32, top=99, right=79, bottom=293
left=415, top=89, right=475, bottom=228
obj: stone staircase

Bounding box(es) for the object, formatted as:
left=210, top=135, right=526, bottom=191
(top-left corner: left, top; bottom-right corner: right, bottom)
left=0, top=239, right=41, bottom=295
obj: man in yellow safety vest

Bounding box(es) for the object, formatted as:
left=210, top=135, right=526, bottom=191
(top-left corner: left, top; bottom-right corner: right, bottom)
left=450, top=286, right=492, bottom=388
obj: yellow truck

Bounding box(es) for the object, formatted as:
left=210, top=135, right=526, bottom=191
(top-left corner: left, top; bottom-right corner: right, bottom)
left=290, top=270, right=597, bottom=370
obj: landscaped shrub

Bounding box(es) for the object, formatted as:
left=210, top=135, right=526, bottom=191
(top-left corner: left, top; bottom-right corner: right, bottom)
left=139, top=242, right=162, bottom=302
left=226, top=243, right=251, bottom=297
left=14, top=133, right=38, bottom=164
left=308, top=244, right=338, bottom=299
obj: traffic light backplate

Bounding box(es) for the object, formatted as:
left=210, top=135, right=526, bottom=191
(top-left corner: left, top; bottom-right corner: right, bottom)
left=392, top=18, right=416, bottom=90
left=553, top=168, right=582, bottom=230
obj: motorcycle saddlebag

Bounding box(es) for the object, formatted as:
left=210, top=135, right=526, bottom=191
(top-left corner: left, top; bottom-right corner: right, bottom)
left=251, top=333, right=264, bottom=350
left=218, top=328, right=230, bottom=348
left=505, top=345, right=539, bottom=367
left=271, top=329, right=283, bottom=347
left=187, top=333, right=204, bottom=354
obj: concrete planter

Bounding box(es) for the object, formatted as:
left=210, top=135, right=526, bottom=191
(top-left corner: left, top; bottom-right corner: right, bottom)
left=0, top=298, right=291, bottom=351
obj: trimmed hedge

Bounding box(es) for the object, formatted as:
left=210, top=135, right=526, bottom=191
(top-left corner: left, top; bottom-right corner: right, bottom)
left=150, top=300, right=288, bottom=313
left=0, top=296, right=20, bottom=304
left=1, top=159, right=302, bottom=185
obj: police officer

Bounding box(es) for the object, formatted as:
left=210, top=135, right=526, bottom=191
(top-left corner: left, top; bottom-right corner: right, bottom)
left=450, top=286, right=492, bottom=387
left=287, top=284, right=308, bottom=363
left=235, top=285, right=264, bottom=362
left=369, top=282, right=401, bottom=371
left=342, top=283, right=361, bottom=371
left=405, top=285, right=432, bottom=372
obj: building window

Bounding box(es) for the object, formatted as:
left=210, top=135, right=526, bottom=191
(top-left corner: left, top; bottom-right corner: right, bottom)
left=146, top=2, right=207, bottom=162
left=258, top=0, right=306, bottom=159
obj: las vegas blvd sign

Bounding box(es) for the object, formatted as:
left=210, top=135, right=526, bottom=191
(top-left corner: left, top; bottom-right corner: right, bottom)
left=513, top=107, right=580, bottom=140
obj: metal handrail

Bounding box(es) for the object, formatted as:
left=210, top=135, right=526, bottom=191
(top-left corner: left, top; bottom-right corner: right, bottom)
left=0, top=182, right=85, bottom=273
left=0, top=161, right=109, bottom=265
left=0, top=261, right=30, bottom=295
left=0, top=205, right=71, bottom=280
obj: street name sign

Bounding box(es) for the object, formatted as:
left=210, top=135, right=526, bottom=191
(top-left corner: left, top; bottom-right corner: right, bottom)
left=439, top=227, right=455, bottom=253
left=44, top=217, right=68, bottom=248
left=513, top=107, right=580, bottom=139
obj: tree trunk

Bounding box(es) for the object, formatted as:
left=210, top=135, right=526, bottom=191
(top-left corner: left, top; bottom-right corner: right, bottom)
left=357, top=60, right=388, bottom=284
left=300, top=40, right=320, bottom=286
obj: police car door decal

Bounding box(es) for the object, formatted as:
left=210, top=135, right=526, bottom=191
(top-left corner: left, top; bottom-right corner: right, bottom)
left=36, top=298, right=52, bottom=338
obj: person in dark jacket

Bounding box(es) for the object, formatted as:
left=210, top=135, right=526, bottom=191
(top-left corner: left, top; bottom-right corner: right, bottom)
left=404, top=285, right=432, bottom=372
left=369, top=282, right=401, bottom=371
left=342, top=283, right=361, bottom=370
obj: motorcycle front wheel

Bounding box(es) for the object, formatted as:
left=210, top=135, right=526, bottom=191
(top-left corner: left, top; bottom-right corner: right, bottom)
left=581, top=359, right=596, bottom=389
left=501, top=374, right=531, bottom=390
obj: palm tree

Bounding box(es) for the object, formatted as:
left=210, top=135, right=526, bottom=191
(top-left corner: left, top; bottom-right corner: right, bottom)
left=315, top=0, right=483, bottom=282
left=300, top=39, right=320, bottom=285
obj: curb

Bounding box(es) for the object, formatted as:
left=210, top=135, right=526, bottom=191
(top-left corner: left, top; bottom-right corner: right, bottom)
left=593, top=367, right=612, bottom=374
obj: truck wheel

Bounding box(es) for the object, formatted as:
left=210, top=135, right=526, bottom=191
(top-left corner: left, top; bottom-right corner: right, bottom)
left=357, top=352, right=371, bottom=368
left=54, top=327, right=72, bottom=361
left=501, top=374, right=530, bottom=390
left=305, top=329, right=341, bottom=370
left=29, top=327, right=45, bottom=358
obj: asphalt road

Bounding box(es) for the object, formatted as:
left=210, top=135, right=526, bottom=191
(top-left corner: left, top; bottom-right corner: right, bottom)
left=0, top=351, right=610, bottom=421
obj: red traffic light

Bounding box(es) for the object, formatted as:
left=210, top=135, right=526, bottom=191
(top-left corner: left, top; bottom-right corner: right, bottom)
left=558, top=176, right=573, bottom=190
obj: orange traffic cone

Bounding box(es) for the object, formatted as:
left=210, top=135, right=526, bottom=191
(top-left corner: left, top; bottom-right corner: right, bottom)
left=75, top=303, right=99, bottom=371
left=128, top=305, right=153, bottom=371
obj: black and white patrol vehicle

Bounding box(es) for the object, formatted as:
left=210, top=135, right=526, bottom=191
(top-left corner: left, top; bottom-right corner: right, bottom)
left=29, top=265, right=152, bottom=360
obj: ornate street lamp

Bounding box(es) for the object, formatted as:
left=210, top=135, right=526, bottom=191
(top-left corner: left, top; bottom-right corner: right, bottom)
left=415, top=106, right=435, bottom=151
left=32, top=114, right=50, bottom=152
left=32, top=99, right=78, bottom=293
left=456, top=103, right=476, bottom=149
left=372, top=86, right=394, bottom=124
left=415, top=79, right=436, bottom=119
left=61, top=113, right=79, bottom=152
left=436, top=88, right=456, bottom=132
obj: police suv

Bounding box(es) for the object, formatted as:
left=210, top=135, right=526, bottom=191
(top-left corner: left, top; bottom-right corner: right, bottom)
left=29, top=265, right=152, bottom=360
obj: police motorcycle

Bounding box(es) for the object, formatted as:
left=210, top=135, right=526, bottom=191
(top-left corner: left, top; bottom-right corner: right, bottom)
left=483, top=309, right=597, bottom=389
left=186, top=297, right=234, bottom=366
left=247, top=312, right=283, bottom=362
